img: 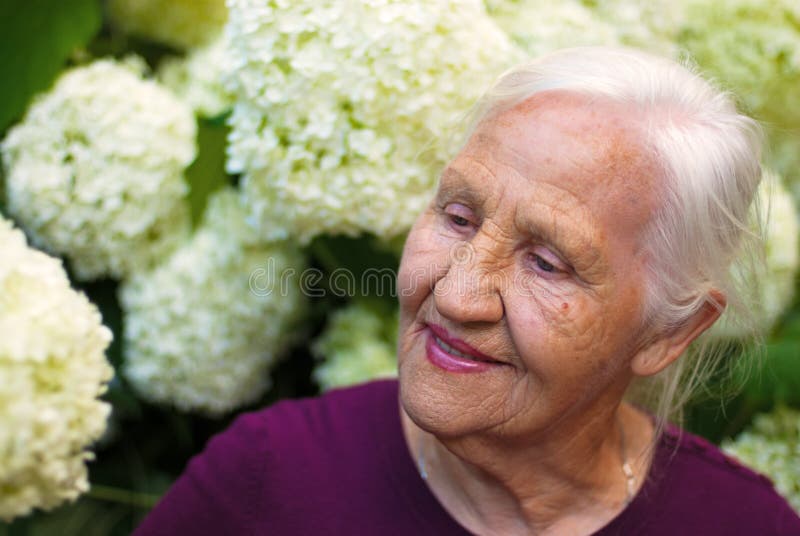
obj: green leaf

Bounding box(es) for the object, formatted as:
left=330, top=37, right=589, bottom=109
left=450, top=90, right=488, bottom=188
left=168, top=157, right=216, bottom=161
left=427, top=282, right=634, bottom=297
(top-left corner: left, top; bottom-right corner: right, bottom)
left=305, top=234, right=402, bottom=303
left=743, top=338, right=800, bottom=407
left=0, top=0, right=102, bottom=134
left=184, top=118, right=232, bottom=226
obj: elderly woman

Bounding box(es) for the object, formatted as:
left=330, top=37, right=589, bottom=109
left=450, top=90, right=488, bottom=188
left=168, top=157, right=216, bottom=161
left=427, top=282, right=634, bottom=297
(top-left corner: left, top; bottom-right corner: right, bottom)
left=135, top=47, right=800, bottom=535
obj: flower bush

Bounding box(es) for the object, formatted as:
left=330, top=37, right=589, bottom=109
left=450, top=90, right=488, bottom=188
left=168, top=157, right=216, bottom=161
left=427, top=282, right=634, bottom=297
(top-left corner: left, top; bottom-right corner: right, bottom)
left=312, top=300, right=398, bottom=391
left=485, top=0, right=682, bottom=58
left=1, top=58, right=196, bottom=281
left=712, top=170, right=800, bottom=338
left=723, top=406, right=800, bottom=513
left=120, top=188, right=306, bottom=415
left=0, top=214, right=113, bottom=521
left=676, top=0, right=800, bottom=193
left=225, top=0, right=519, bottom=244
left=757, top=172, right=800, bottom=332
left=484, top=0, right=620, bottom=55
left=605, top=1, right=685, bottom=52
left=106, top=0, right=227, bottom=50
left=158, top=34, right=235, bottom=119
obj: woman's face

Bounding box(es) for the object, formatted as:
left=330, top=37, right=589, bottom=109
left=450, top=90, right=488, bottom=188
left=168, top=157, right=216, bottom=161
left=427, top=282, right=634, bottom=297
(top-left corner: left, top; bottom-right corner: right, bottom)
left=397, top=92, right=662, bottom=443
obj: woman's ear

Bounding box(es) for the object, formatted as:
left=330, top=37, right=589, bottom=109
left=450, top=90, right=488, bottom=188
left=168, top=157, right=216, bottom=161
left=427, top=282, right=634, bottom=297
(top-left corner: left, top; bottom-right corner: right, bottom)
left=631, top=290, right=726, bottom=377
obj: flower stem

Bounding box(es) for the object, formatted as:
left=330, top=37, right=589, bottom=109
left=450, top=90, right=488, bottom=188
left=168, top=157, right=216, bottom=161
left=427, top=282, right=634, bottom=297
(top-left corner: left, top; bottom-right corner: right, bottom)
left=87, top=484, right=161, bottom=509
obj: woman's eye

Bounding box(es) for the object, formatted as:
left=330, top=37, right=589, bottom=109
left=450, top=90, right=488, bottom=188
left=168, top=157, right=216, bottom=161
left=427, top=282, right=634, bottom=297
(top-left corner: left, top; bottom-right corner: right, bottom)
left=442, top=203, right=475, bottom=230
left=528, top=250, right=569, bottom=278
left=533, top=254, right=555, bottom=273
left=451, top=215, right=469, bottom=227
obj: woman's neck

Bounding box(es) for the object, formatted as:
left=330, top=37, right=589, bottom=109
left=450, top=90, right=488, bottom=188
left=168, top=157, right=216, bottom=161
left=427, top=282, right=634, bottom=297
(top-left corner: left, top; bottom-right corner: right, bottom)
left=401, top=402, right=654, bottom=536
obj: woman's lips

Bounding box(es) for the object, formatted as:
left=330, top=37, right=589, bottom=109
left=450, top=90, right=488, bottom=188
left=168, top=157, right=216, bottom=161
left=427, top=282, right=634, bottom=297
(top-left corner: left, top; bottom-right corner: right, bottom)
left=428, top=323, right=499, bottom=361
left=424, top=324, right=506, bottom=373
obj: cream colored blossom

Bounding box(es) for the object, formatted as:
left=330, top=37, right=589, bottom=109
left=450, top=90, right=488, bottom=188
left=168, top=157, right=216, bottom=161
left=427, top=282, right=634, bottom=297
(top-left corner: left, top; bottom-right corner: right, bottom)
left=1, top=59, right=195, bottom=281
left=312, top=301, right=398, bottom=391
left=107, top=0, right=227, bottom=50
left=675, top=0, right=800, bottom=190
left=723, top=407, right=800, bottom=513
left=225, top=0, right=520, bottom=243
left=712, top=170, right=799, bottom=338
left=758, top=173, right=800, bottom=331
left=120, top=188, right=306, bottom=415
left=0, top=215, right=113, bottom=521
left=158, top=34, right=235, bottom=118
left=589, top=0, right=683, bottom=57
left=484, top=0, right=620, bottom=56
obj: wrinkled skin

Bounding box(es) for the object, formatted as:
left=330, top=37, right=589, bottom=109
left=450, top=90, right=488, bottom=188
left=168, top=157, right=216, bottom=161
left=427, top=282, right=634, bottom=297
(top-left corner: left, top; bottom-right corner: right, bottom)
left=398, top=92, right=660, bottom=444
left=395, top=92, right=719, bottom=534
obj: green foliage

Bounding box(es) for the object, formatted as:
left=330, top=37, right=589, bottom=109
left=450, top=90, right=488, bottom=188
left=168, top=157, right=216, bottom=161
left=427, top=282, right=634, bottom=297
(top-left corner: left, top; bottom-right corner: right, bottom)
left=0, top=0, right=102, bottom=133
left=307, top=234, right=401, bottom=301
left=745, top=312, right=800, bottom=407
left=184, top=118, right=232, bottom=227
left=687, top=309, right=800, bottom=443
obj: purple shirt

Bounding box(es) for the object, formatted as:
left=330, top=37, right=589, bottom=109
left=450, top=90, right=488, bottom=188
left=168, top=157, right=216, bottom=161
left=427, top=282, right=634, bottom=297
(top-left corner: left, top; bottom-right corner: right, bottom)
left=134, top=379, right=800, bottom=535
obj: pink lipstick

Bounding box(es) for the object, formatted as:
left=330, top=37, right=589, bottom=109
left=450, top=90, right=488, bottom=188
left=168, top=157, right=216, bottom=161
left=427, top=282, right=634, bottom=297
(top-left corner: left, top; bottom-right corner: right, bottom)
left=424, top=324, right=505, bottom=373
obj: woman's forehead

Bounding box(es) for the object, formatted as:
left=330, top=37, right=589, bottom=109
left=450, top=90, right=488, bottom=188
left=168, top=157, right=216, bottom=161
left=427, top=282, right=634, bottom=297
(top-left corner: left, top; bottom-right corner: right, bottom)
left=472, top=95, right=655, bottom=201
left=480, top=93, right=654, bottom=173
left=445, top=94, right=661, bottom=257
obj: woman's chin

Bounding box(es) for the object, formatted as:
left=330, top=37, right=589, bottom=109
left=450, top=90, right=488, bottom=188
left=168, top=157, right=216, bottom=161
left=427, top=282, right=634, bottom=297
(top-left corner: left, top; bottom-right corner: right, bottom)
left=398, top=359, right=495, bottom=439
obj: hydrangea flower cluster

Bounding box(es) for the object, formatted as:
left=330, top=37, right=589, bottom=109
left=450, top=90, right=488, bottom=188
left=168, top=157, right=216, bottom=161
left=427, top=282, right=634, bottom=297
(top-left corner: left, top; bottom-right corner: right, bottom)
left=590, top=0, right=683, bottom=57
left=675, top=0, right=800, bottom=191
left=120, top=188, right=306, bottom=415
left=158, top=34, right=235, bottom=118
left=1, top=59, right=196, bottom=281
left=312, top=300, right=398, bottom=391
left=757, top=172, right=800, bottom=331
left=722, top=406, right=800, bottom=513
left=711, top=170, right=799, bottom=338
left=484, top=0, right=621, bottom=56
left=225, top=0, right=520, bottom=244
left=0, top=215, right=113, bottom=521
left=106, top=0, right=227, bottom=50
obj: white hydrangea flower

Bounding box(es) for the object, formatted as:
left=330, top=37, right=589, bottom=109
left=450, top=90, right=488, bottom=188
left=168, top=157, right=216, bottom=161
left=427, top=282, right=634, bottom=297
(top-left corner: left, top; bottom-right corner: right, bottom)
left=312, top=301, right=398, bottom=391
left=158, top=34, right=235, bottom=118
left=722, top=407, right=800, bottom=513
left=484, top=0, right=621, bottom=56
left=0, top=214, right=113, bottom=522
left=675, top=0, right=800, bottom=189
left=758, top=173, right=800, bottom=331
left=596, top=0, right=686, bottom=56
left=120, top=188, right=306, bottom=415
left=1, top=59, right=196, bottom=281
left=107, top=0, right=227, bottom=50
left=712, top=170, right=799, bottom=338
left=225, top=0, right=520, bottom=244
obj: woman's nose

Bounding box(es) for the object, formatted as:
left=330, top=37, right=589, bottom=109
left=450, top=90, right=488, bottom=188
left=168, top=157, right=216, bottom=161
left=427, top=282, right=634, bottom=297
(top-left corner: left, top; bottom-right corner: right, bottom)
left=433, top=240, right=505, bottom=325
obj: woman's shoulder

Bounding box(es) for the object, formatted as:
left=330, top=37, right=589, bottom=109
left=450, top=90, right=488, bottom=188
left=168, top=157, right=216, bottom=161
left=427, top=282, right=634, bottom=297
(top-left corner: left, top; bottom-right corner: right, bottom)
left=134, top=379, right=404, bottom=535
left=659, top=425, right=784, bottom=498
left=625, top=424, right=800, bottom=535
left=247, top=377, right=400, bottom=443
left=208, top=378, right=402, bottom=477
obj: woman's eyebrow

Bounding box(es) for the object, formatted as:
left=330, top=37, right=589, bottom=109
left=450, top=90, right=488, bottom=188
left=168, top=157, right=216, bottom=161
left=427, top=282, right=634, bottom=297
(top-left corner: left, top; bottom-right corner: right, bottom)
left=437, top=168, right=485, bottom=206
left=522, top=221, right=600, bottom=268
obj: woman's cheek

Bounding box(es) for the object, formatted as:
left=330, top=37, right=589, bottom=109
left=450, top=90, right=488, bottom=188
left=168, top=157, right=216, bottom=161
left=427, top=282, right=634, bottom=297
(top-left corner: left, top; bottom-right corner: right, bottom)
left=397, top=228, right=450, bottom=308
left=518, top=276, right=601, bottom=347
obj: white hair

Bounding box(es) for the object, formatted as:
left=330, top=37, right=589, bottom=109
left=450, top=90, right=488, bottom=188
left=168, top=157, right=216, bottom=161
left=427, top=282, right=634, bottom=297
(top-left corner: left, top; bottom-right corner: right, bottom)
left=466, top=46, right=766, bottom=436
